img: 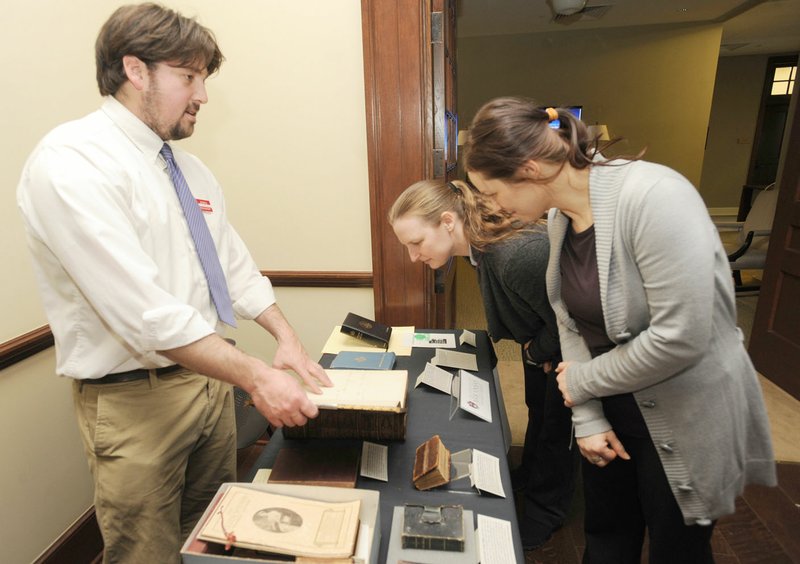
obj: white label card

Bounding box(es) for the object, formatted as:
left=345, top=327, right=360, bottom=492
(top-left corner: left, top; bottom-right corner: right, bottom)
left=471, top=449, right=505, bottom=498
left=476, top=515, right=517, bottom=564
left=414, top=362, right=454, bottom=394
left=412, top=332, right=457, bottom=348
left=459, top=329, right=477, bottom=347
left=458, top=369, right=492, bottom=422
left=360, top=441, right=389, bottom=482
left=433, top=349, right=479, bottom=371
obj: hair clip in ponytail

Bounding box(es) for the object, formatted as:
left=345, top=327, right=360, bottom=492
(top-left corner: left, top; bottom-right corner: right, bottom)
left=447, top=182, right=461, bottom=196
left=544, top=107, right=558, bottom=123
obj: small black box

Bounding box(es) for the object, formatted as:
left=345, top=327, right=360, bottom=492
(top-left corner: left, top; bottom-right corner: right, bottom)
left=340, top=312, right=392, bottom=349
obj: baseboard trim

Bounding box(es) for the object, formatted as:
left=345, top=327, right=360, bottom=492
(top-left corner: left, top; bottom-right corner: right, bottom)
left=33, top=506, right=103, bottom=564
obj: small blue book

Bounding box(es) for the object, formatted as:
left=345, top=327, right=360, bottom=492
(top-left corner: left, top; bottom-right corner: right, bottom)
left=330, top=350, right=397, bottom=370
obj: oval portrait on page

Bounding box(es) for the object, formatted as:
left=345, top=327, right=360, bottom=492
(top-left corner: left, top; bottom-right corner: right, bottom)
left=253, top=507, right=303, bottom=533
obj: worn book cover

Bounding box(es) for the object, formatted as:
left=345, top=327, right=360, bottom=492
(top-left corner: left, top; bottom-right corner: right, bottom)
left=284, top=369, right=408, bottom=441
left=330, top=350, right=397, bottom=370
left=412, top=435, right=451, bottom=491
left=401, top=504, right=465, bottom=552
left=340, top=312, right=392, bottom=349
left=197, top=485, right=361, bottom=559
left=268, top=444, right=361, bottom=489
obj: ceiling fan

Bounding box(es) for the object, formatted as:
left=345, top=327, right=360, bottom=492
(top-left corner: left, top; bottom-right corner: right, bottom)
left=550, top=0, right=613, bottom=23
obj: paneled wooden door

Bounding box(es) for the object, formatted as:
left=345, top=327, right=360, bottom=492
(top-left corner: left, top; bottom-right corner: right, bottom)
left=749, top=75, right=800, bottom=400
left=361, top=0, right=458, bottom=329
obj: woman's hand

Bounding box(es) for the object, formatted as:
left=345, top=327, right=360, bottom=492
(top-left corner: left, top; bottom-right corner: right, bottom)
left=555, top=361, right=574, bottom=406
left=577, top=431, right=630, bottom=467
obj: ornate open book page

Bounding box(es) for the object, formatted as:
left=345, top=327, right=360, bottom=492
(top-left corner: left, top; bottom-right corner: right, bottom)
left=307, top=370, right=408, bottom=409
left=197, top=485, right=361, bottom=558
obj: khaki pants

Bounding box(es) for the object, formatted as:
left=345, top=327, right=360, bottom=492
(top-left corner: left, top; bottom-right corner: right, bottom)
left=73, top=371, right=236, bottom=564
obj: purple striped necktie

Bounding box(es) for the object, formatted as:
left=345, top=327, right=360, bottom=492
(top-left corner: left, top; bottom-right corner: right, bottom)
left=160, top=143, right=236, bottom=327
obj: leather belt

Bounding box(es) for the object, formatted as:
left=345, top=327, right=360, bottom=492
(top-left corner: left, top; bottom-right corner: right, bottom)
left=87, top=364, right=184, bottom=385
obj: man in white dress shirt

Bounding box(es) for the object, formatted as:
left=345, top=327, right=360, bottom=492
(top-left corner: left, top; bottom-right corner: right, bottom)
left=16, top=4, right=331, bottom=562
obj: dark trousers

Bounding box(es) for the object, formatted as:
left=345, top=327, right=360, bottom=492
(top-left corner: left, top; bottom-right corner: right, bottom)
left=519, top=358, right=579, bottom=538
left=582, top=432, right=715, bottom=564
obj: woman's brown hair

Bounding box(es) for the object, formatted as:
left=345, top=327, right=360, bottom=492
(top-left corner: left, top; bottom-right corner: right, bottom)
left=463, top=96, right=628, bottom=183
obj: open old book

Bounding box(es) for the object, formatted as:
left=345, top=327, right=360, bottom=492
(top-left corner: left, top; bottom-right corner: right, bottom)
left=197, top=485, right=361, bottom=559
left=285, top=369, right=409, bottom=440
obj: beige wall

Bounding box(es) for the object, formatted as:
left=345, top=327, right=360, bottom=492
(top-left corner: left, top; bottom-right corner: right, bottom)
left=700, top=55, right=769, bottom=208
left=1, top=1, right=370, bottom=562
left=457, top=24, right=723, bottom=189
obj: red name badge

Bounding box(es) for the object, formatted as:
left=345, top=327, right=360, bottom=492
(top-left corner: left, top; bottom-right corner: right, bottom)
left=196, top=198, right=213, bottom=213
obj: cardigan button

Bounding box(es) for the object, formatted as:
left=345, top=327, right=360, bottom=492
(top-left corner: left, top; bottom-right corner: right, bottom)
left=640, top=400, right=656, bottom=408
left=615, top=331, right=632, bottom=342
left=696, top=518, right=713, bottom=526
left=659, top=443, right=674, bottom=454
left=677, top=483, right=694, bottom=492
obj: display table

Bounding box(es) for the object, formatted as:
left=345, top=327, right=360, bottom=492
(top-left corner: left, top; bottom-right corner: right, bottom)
left=246, top=329, right=523, bottom=563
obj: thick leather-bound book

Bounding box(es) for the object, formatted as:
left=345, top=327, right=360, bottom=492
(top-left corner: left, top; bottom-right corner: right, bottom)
left=330, top=350, right=396, bottom=370
left=340, top=312, right=392, bottom=349
left=283, top=369, right=408, bottom=441
left=401, top=504, right=465, bottom=552
left=412, top=434, right=451, bottom=490
left=268, top=444, right=361, bottom=488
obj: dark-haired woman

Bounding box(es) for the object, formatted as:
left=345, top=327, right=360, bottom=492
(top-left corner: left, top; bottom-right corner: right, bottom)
left=464, top=97, right=776, bottom=563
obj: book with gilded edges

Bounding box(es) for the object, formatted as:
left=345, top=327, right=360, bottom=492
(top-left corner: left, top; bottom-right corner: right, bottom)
left=330, top=350, right=397, bottom=370
left=412, top=435, right=451, bottom=491
left=340, top=312, right=392, bottom=349
left=401, top=504, right=465, bottom=552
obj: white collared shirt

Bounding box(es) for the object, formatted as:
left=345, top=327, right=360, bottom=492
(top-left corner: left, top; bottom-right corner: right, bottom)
left=17, top=96, right=275, bottom=379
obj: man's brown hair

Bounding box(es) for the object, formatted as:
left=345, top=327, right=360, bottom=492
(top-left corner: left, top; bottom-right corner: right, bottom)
left=95, top=3, right=224, bottom=96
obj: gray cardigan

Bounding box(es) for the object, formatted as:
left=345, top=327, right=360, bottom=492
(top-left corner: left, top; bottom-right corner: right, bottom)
left=472, top=229, right=560, bottom=362
left=546, top=159, right=776, bottom=525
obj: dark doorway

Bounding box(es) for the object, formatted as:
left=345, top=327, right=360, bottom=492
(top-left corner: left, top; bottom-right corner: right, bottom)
left=740, top=55, right=796, bottom=219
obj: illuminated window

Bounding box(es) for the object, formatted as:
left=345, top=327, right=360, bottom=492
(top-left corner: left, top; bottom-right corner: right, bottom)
left=770, top=65, right=796, bottom=96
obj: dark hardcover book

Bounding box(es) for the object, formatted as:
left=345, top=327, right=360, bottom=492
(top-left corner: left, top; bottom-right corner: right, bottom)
left=401, top=504, right=465, bottom=552
left=283, top=408, right=407, bottom=441
left=267, top=444, right=361, bottom=488
left=330, top=351, right=397, bottom=370
left=340, top=312, right=392, bottom=349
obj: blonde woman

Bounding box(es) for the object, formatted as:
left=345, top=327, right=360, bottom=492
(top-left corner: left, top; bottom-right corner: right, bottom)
left=389, top=179, right=575, bottom=550
left=464, top=96, right=776, bottom=563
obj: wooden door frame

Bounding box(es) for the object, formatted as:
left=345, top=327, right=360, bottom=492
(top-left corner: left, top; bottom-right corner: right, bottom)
left=749, top=56, right=800, bottom=400
left=361, top=0, right=436, bottom=327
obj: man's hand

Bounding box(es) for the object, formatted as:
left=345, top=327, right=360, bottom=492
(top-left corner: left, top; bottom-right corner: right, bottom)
left=248, top=364, right=320, bottom=428
left=273, top=337, right=332, bottom=394
left=256, top=304, right=332, bottom=393
left=577, top=430, right=630, bottom=468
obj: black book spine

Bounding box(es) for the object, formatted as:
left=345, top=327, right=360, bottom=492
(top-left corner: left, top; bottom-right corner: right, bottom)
left=343, top=327, right=385, bottom=348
